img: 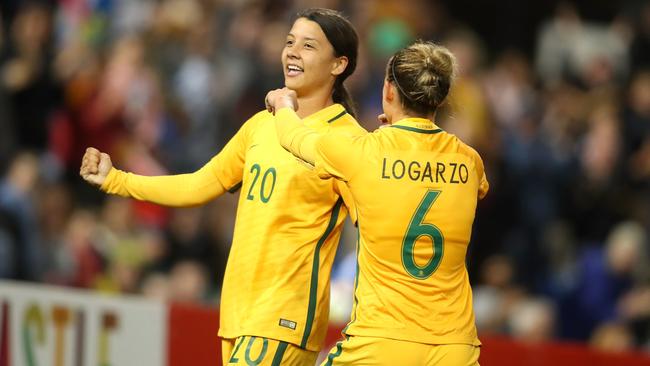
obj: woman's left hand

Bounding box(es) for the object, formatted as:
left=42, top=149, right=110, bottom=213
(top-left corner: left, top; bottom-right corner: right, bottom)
left=265, top=87, right=298, bottom=114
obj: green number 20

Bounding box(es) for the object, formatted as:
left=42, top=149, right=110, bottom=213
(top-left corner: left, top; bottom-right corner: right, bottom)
left=401, top=190, right=444, bottom=279
left=246, top=164, right=276, bottom=203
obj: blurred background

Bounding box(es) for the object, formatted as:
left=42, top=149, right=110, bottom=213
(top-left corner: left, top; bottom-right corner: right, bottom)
left=1, top=0, right=650, bottom=356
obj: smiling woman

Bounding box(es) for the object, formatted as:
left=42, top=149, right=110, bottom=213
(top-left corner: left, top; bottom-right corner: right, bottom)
left=283, top=9, right=358, bottom=118
left=79, top=8, right=365, bottom=366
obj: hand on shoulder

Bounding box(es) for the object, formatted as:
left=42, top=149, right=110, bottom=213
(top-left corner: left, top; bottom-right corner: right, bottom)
left=265, top=87, right=298, bottom=114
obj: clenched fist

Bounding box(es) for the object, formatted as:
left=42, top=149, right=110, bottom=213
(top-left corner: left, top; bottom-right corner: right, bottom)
left=265, top=87, right=298, bottom=114
left=79, top=147, right=113, bottom=187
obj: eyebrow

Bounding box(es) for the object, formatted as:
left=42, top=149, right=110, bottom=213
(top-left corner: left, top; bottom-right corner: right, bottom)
left=287, top=34, right=320, bottom=43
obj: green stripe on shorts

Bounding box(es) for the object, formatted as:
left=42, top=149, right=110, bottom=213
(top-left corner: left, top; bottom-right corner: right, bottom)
left=270, top=341, right=288, bottom=366
left=324, top=338, right=346, bottom=366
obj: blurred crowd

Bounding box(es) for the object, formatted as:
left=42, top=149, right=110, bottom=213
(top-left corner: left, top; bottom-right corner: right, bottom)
left=1, top=0, right=650, bottom=355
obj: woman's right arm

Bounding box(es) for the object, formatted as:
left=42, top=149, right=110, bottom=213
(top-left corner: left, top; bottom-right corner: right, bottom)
left=80, top=113, right=263, bottom=206
left=80, top=147, right=226, bottom=207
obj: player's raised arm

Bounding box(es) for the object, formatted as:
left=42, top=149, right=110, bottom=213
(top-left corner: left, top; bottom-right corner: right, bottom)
left=266, top=87, right=320, bottom=165
left=268, top=88, right=362, bottom=182
left=79, top=147, right=226, bottom=207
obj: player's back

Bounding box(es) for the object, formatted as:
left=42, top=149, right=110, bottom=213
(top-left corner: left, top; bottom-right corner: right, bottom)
left=337, top=118, right=488, bottom=345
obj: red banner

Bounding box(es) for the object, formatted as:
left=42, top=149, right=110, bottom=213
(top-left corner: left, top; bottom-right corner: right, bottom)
left=167, top=303, right=650, bottom=366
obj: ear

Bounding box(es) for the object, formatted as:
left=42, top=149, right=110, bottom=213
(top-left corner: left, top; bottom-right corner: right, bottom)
left=331, top=56, right=349, bottom=77
left=383, top=79, right=395, bottom=103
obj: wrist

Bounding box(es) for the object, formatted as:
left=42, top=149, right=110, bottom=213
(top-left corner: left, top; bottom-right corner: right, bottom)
left=277, top=97, right=296, bottom=111
left=100, top=167, right=119, bottom=191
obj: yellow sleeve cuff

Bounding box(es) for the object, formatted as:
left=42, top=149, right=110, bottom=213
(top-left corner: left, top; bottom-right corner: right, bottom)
left=100, top=167, right=128, bottom=196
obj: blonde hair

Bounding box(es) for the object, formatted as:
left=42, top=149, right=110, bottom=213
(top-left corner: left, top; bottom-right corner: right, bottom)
left=387, top=40, right=457, bottom=115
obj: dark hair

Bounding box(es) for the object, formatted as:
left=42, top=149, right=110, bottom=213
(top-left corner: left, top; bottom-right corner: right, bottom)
left=295, top=8, right=359, bottom=118
left=386, top=40, right=456, bottom=116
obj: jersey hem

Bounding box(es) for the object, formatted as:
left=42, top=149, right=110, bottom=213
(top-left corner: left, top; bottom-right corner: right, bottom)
left=218, top=328, right=323, bottom=352
left=342, top=328, right=481, bottom=347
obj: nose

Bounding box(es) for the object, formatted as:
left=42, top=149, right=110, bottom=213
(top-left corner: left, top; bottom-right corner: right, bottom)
left=286, top=47, right=299, bottom=60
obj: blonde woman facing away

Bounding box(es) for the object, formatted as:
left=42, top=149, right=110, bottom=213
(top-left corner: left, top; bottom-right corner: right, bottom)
left=266, top=41, right=488, bottom=366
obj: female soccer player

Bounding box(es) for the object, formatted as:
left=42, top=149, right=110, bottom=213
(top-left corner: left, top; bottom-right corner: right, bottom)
left=266, top=41, right=489, bottom=365
left=80, top=9, right=365, bottom=366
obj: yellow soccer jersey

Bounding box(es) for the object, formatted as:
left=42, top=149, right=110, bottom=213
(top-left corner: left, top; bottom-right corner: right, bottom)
left=278, top=113, right=489, bottom=346
left=102, top=104, right=366, bottom=351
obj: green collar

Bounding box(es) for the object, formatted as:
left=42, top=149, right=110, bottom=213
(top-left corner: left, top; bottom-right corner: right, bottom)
left=389, top=118, right=442, bottom=134
left=303, top=104, right=347, bottom=127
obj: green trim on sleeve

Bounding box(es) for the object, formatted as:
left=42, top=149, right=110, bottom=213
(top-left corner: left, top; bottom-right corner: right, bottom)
left=228, top=181, right=242, bottom=193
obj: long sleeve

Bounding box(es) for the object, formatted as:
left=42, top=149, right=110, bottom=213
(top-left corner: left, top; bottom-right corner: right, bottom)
left=275, top=107, right=362, bottom=182
left=463, top=144, right=489, bottom=200
left=100, top=157, right=226, bottom=207
left=275, top=107, right=320, bottom=165
left=99, top=112, right=267, bottom=206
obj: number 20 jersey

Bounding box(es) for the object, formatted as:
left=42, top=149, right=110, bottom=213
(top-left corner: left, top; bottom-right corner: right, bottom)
left=309, top=116, right=489, bottom=346
left=215, top=105, right=365, bottom=351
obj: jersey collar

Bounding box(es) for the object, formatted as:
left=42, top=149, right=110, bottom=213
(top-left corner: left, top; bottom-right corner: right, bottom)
left=303, top=104, right=347, bottom=127
left=389, top=118, right=443, bottom=134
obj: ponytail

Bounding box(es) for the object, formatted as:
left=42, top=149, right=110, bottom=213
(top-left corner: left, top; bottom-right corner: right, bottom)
left=333, top=80, right=357, bottom=118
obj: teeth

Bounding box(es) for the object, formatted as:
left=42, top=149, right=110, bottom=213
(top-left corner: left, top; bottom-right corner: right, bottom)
left=287, top=65, right=303, bottom=72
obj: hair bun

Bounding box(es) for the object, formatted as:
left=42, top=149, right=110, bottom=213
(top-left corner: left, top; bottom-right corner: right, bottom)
left=387, top=40, right=456, bottom=114
left=423, top=56, right=433, bottom=69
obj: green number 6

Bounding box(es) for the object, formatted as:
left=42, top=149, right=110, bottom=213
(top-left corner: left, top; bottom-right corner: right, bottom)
left=401, top=190, right=444, bottom=279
